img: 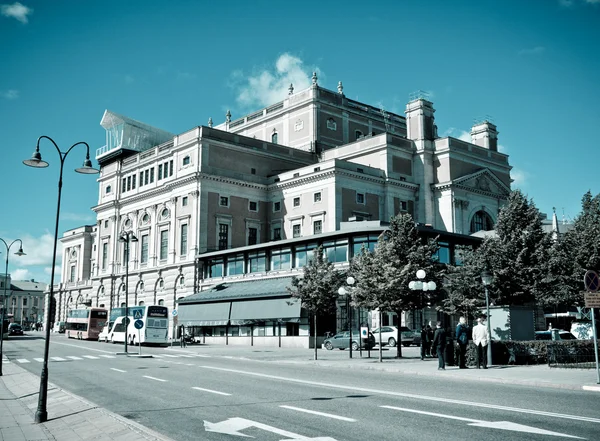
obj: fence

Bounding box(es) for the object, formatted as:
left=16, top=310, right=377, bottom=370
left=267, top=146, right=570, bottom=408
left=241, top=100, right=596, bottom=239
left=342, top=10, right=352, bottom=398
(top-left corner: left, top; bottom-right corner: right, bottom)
left=547, top=342, right=599, bottom=369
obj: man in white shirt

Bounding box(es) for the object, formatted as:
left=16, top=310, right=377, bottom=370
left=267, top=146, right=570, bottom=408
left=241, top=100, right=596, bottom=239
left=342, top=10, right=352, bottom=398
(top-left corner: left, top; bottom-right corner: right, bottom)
left=472, top=317, right=490, bottom=369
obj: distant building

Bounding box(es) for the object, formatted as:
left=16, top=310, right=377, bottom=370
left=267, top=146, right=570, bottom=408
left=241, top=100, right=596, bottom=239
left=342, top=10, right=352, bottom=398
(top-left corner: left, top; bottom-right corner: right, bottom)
left=1, top=275, right=47, bottom=326
left=52, top=80, right=512, bottom=346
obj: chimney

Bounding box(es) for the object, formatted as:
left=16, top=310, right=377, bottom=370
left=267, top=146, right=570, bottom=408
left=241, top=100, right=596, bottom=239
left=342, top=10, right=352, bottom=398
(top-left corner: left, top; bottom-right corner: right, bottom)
left=405, top=98, right=436, bottom=142
left=470, top=121, right=498, bottom=151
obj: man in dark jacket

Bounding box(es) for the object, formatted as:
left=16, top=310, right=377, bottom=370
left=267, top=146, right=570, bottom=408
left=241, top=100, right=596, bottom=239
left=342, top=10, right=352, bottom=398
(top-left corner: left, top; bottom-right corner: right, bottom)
left=455, top=316, right=469, bottom=369
left=432, top=321, right=447, bottom=370
left=420, top=325, right=431, bottom=360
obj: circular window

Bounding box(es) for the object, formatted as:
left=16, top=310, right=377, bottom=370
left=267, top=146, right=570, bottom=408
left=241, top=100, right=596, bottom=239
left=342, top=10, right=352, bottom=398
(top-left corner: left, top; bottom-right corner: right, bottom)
left=161, top=208, right=169, bottom=219
left=142, top=213, right=149, bottom=223
left=124, top=218, right=131, bottom=228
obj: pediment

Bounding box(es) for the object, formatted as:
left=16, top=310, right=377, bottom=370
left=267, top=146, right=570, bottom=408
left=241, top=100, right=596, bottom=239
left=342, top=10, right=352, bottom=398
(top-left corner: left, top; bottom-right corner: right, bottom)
left=435, top=168, right=511, bottom=197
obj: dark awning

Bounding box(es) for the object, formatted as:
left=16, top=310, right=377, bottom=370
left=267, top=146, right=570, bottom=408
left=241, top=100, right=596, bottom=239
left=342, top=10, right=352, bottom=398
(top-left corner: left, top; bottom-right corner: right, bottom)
left=229, top=298, right=301, bottom=325
left=178, top=302, right=231, bottom=326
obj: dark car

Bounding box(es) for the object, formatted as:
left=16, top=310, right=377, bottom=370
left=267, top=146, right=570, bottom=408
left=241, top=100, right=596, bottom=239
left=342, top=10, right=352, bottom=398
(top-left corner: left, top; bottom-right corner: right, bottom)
left=323, top=331, right=376, bottom=351
left=8, top=323, right=23, bottom=336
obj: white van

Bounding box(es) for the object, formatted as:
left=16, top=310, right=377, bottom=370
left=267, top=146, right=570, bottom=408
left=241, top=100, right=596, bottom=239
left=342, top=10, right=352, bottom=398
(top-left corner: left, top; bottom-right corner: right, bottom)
left=106, top=317, right=127, bottom=344
left=570, top=321, right=593, bottom=340
left=98, top=321, right=114, bottom=343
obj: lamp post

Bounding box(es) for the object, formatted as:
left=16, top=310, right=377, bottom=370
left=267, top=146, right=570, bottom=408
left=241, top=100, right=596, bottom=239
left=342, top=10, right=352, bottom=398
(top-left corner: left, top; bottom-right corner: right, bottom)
left=409, top=269, right=437, bottom=328
left=118, top=231, right=138, bottom=354
left=0, top=239, right=26, bottom=376
left=338, top=276, right=355, bottom=359
left=481, top=270, right=493, bottom=367
left=23, top=136, right=99, bottom=424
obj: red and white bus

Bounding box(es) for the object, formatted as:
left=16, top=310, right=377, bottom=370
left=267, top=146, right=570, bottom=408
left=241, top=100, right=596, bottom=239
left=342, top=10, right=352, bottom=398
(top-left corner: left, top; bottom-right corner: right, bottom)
left=66, top=308, right=108, bottom=340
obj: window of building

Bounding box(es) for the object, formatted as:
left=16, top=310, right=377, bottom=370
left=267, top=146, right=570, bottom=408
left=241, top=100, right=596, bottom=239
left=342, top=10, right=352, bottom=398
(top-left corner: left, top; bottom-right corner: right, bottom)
left=127, top=176, right=131, bottom=191
left=327, top=118, right=337, bottom=130
left=132, top=174, right=136, bottom=189
left=142, top=213, right=150, bottom=224
left=182, top=196, right=188, bottom=207
left=270, top=248, right=291, bottom=271
left=357, top=168, right=364, bottom=173
left=274, top=201, right=281, bottom=212
left=248, top=227, right=257, bottom=245
left=294, top=243, right=317, bottom=268
left=249, top=201, right=257, bottom=211
left=122, top=178, right=126, bottom=192
left=226, top=254, right=244, bottom=276
left=169, top=160, right=173, bottom=177
left=140, top=234, right=149, bottom=264
left=139, top=172, right=144, bottom=187
left=150, top=168, right=154, bottom=183
left=208, top=259, right=224, bottom=278
left=356, top=193, right=365, bottom=204
left=180, top=224, right=188, bottom=256
left=220, top=196, right=229, bottom=207
left=251, top=168, right=256, bottom=174
left=70, top=265, right=76, bottom=282
left=160, top=230, right=169, bottom=260
left=104, top=220, right=109, bottom=228
left=314, top=167, right=320, bottom=172
left=293, top=172, right=300, bottom=178
left=271, top=132, right=278, bottom=144
left=218, top=224, right=229, bottom=250
left=183, top=156, right=190, bottom=166
left=292, top=224, right=301, bottom=238
left=293, top=197, right=300, bottom=207
left=273, top=227, right=281, bottom=241
left=400, top=200, right=408, bottom=212
left=102, top=243, right=108, bottom=270
left=138, top=301, right=144, bottom=306
left=106, top=185, right=112, bottom=194
left=22, top=298, right=27, bottom=306
left=323, top=239, right=348, bottom=263
left=314, top=192, right=321, bottom=203
left=158, top=299, right=165, bottom=306
left=470, top=210, right=494, bottom=233
left=313, top=220, right=322, bottom=235
left=160, top=164, right=165, bottom=180
left=355, top=130, right=363, bottom=140
left=248, top=251, right=266, bottom=273
left=435, top=242, right=451, bottom=264
left=144, top=170, right=149, bottom=185
left=161, top=208, right=169, bottom=219
left=352, top=234, right=379, bottom=256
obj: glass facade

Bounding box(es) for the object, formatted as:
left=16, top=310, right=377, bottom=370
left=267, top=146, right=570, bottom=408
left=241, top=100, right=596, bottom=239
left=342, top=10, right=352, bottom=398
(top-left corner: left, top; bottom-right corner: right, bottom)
left=323, top=239, right=348, bottom=263
left=248, top=251, right=266, bottom=273
left=294, top=243, right=317, bottom=268
left=270, top=248, right=291, bottom=270
left=226, top=254, right=244, bottom=276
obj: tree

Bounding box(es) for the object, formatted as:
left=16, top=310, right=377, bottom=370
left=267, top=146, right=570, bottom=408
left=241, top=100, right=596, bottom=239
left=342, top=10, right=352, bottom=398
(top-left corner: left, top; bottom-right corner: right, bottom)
left=287, top=246, right=343, bottom=360
left=350, top=213, right=440, bottom=358
left=441, top=245, right=487, bottom=317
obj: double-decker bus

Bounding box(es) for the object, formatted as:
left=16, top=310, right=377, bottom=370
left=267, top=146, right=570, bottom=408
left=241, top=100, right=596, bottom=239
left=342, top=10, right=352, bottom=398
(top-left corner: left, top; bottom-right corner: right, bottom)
left=105, top=305, right=169, bottom=346
left=66, top=308, right=108, bottom=340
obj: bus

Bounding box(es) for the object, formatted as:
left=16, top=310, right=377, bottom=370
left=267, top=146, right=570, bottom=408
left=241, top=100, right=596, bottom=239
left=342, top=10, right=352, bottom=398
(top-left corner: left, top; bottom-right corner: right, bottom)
left=66, top=308, right=108, bottom=340
left=104, top=305, right=169, bottom=346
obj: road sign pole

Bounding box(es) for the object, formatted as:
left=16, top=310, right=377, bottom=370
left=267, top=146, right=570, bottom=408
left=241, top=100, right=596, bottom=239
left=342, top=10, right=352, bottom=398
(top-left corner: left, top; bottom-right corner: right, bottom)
left=591, top=308, right=600, bottom=384
left=138, top=328, right=142, bottom=356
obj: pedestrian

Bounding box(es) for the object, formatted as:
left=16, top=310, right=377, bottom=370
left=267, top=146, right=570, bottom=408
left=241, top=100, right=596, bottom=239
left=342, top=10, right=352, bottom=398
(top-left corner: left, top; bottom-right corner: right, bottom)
left=180, top=325, right=186, bottom=348
left=472, top=317, right=490, bottom=369
left=427, top=324, right=434, bottom=357
left=420, top=324, right=431, bottom=360
left=455, top=316, right=469, bottom=369
left=432, top=321, right=447, bottom=370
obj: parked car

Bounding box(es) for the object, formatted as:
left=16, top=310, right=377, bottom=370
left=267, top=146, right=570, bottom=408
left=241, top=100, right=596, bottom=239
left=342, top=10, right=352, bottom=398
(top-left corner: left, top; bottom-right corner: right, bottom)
left=98, top=322, right=114, bottom=343
left=535, top=329, right=577, bottom=341
left=8, top=323, right=23, bottom=336
left=53, top=321, right=65, bottom=333
left=371, top=326, right=421, bottom=347
left=323, top=331, right=376, bottom=351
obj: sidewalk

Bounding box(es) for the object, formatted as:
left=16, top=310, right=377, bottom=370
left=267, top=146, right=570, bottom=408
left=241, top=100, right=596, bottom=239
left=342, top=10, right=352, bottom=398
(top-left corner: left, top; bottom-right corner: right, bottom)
left=0, top=361, right=174, bottom=441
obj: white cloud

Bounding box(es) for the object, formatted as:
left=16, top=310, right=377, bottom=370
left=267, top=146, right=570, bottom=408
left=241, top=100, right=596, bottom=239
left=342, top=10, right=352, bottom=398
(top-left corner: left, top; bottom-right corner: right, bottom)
left=11, top=268, right=30, bottom=280
left=518, top=46, right=545, bottom=56
left=1, top=2, right=32, bottom=23
left=498, top=144, right=508, bottom=153
left=511, top=168, right=529, bottom=188
left=584, top=0, right=600, bottom=4
left=1, top=89, right=19, bottom=99
left=12, top=232, right=63, bottom=267
left=442, top=127, right=471, bottom=142
left=232, top=53, right=320, bottom=108
left=61, top=212, right=95, bottom=222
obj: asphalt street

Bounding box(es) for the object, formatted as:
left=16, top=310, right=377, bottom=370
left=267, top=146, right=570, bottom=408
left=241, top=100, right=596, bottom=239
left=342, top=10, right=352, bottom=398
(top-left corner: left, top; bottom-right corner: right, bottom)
left=3, top=333, right=600, bottom=441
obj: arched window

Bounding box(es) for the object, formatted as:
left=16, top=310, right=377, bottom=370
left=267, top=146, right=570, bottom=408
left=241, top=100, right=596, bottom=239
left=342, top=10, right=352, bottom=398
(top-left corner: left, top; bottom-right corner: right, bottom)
left=158, top=299, right=164, bottom=306
left=120, top=302, right=126, bottom=307
left=470, top=210, right=494, bottom=233
left=271, top=132, right=278, bottom=144
left=179, top=277, right=185, bottom=286
left=139, top=301, right=145, bottom=306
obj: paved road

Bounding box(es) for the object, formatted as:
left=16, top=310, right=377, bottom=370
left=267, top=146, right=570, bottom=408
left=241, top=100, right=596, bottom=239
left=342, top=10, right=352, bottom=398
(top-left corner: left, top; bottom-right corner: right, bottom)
left=4, top=334, right=600, bottom=441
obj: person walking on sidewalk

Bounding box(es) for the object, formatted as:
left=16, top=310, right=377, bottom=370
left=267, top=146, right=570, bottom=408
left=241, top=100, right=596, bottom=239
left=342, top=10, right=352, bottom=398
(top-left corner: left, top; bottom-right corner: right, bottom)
left=472, top=317, right=490, bottom=369
left=456, top=316, right=469, bottom=369
left=432, top=321, right=447, bottom=370
left=420, top=324, right=431, bottom=360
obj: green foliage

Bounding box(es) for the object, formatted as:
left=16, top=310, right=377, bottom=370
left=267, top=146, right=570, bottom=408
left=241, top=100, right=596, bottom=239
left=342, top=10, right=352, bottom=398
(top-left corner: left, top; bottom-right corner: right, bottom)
left=441, top=245, right=486, bottom=317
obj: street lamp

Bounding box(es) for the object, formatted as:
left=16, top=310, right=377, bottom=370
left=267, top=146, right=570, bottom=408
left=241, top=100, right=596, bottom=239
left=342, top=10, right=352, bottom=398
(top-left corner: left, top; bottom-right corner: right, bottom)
left=409, top=270, right=437, bottom=327
left=338, top=276, right=355, bottom=359
left=23, top=135, right=99, bottom=424
left=481, top=269, right=493, bottom=367
left=118, top=231, right=138, bottom=354
left=0, top=239, right=26, bottom=376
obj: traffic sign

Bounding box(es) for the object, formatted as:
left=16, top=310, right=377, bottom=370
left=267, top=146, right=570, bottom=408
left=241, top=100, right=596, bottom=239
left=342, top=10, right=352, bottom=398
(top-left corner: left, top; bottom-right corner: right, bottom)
left=172, top=309, right=178, bottom=317
left=584, top=293, right=600, bottom=308
left=133, top=309, right=143, bottom=320
left=134, top=319, right=144, bottom=329
left=584, top=270, right=600, bottom=293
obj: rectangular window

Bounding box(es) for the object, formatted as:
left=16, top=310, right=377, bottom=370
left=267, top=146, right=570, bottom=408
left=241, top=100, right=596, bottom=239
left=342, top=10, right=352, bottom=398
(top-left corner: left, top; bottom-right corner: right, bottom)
left=293, top=172, right=300, bottom=178
left=248, top=251, right=266, bottom=273
left=141, top=234, right=149, bottom=264
left=226, top=254, right=244, bottom=275
left=292, top=224, right=301, bottom=238
left=314, top=192, right=321, bottom=203
left=218, top=224, right=229, bottom=250
left=273, top=227, right=281, bottom=240
left=122, top=178, right=126, bottom=192
left=182, top=196, right=188, bottom=206
left=158, top=164, right=163, bottom=180
left=274, top=201, right=281, bottom=212
left=139, top=172, right=144, bottom=186
left=145, top=170, right=149, bottom=185
left=22, top=298, right=27, bottom=306
left=150, top=168, right=154, bottom=183
left=220, top=196, right=229, bottom=207
left=208, top=259, right=223, bottom=278
left=352, top=234, right=379, bottom=256
left=70, top=265, right=76, bottom=282
left=104, top=220, right=109, bottom=228
left=180, top=224, right=188, bottom=256
left=164, top=162, right=169, bottom=177
left=294, top=243, right=317, bottom=268
left=400, top=200, right=408, bottom=211
left=270, top=248, right=291, bottom=271
left=323, top=239, right=348, bottom=263
left=249, top=201, right=257, bottom=211
left=132, top=174, right=136, bottom=189
left=293, top=197, right=300, bottom=207
left=160, top=230, right=168, bottom=260
left=313, top=220, right=322, bottom=234
left=169, top=160, right=173, bottom=176
left=356, top=193, right=365, bottom=204
left=248, top=227, right=257, bottom=245
left=102, top=243, right=108, bottom=270
left=435, top=242, right=451, bottom=264
left=127, top=176, right=131, bottom=191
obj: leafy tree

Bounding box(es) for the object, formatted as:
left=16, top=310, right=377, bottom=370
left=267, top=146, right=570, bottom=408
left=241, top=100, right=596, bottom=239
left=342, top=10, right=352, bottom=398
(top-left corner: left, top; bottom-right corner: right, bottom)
left=350, top=213, right=440, bottom=358
left=287, top=245, right=343, bottom=360
left=441, top=245, right=486, bottom=317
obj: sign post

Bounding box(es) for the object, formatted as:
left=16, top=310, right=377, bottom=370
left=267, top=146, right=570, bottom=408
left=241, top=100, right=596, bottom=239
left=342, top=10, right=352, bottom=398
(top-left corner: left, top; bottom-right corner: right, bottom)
left=134, top=319, right=144, bottom=356
left=171, top=309, right=178, bottom=347
left=584, top=270, right=600, bottom=384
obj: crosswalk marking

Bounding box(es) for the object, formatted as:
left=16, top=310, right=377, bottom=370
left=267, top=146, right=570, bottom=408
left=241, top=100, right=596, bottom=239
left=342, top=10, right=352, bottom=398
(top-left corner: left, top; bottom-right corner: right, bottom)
left=51, top=357, right=67, bottom=361
left=83, top=355, right=99, bottom=359
left=67, top=356, right=83, bottom=360
left=34, top=358, right=44, bottom=362
left=99, top=355, right=116, bottom=358
left=17, top=359, right=29, bottom=363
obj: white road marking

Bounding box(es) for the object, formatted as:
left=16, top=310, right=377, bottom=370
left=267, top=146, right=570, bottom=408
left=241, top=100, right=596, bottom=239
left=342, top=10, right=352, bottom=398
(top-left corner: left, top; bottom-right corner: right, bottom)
left=194, top=354, right=211, bottom=358
left=34, top=358, right=44, bottom=362
left=111, top=368, right=126, bottom=373
left=52, top=341, right=116, bottom=354
left=143, top=375, right=167, bottom=382
left=204, top=417, right=337, bottom=440
left=151, top=354, right=163, bottom=358
left=99, top=355, right=116, bottom=358
left=67, top=356, right=83, bottom=360
left=83, top=355, right=99, bottom=359
left=199, top=365, right=600, bottom=424
left=280, top=405, right=356, bottom=422
left=179, top=354, right=195, bottom=358
left=382, top=406, right=584, bottom=439
left=51, top=357, right=67, bottom=361
left=583, top=385, right=600, bottom=392
left=161, top=354, right=179, bottom=358
left=192, top=386, right=231, bottom=396
left=17, top=359, right=29, bottom=363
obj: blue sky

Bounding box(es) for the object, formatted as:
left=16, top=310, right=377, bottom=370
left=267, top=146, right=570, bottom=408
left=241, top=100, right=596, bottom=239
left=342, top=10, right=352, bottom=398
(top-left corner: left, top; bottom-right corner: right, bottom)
left=1, top=0, right=599, bottom=284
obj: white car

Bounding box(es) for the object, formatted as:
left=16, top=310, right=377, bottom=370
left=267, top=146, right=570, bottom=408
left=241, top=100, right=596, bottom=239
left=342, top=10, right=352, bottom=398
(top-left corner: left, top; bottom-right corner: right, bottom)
left=371, top=326, right=421, bottom=347
left=98, top=322, right=113, bottom=343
